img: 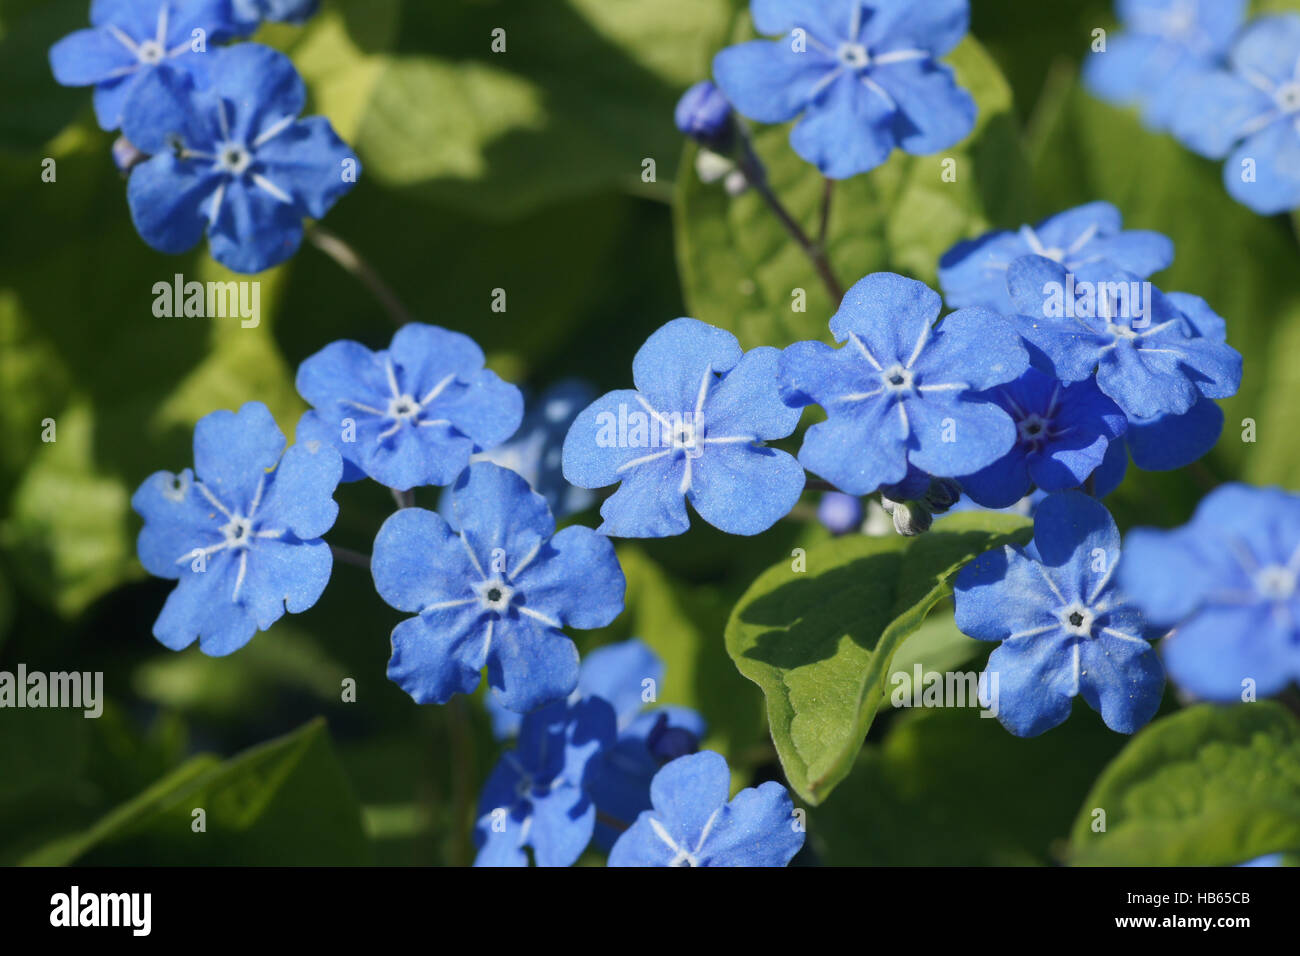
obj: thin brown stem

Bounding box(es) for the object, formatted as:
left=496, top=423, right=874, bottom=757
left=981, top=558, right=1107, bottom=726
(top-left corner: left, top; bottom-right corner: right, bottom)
left=329, top=544, right=371, bottom=569
left=306, top=223, right=413, bottom=327
left=736, top=137, right=845, bottom=306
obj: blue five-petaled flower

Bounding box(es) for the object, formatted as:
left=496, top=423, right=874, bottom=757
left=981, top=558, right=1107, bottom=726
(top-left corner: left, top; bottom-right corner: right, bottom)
left=296, top=322, right=524, bottom=492
left=132, top=400, right=343, bottom=656
left=1172, top=14, right=1300, bottom=214
left=1120, top=484, right=1300, bottom=702
left=954, top=491, right=1164, bottom=737
left=49, top=0, right=247, bottom=131
left=562, top=318, right=805, bottom=538
left=371, top=462, right=626, bottom=714
left=938, top=201, right=1175, bottom=315
left=118, top=43, right=359, bottom=274
left=608, top=750, right=804, bottom=867
left=473, top=697, right=616, bottom=867
left=231, top=0, right=319, bottom=29
left=1005, top=257, right=1241, bottom=422
left=957, top=365, right=1128, bottom=509
left=1084, top=0, right=1245, bottom=132
left=779, top=272, right=1029, bottom=496
left=713, top=0, right=975, bottom=179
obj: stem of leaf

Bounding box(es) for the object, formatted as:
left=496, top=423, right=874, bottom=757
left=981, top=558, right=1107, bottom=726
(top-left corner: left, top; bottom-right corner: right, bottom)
left=329, top=544, right=371, bottom=569
left=735, top=133, right=845, bottom=306
left=306, top=223, right=414, bottom=327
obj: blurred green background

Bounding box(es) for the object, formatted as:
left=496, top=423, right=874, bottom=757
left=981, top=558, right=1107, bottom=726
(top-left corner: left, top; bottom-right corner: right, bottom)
left=1, top=0, right=1298, bottom=866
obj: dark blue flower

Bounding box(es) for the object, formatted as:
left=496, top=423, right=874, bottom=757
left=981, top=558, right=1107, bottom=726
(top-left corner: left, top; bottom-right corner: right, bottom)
left=1120, top=484, right=1300, bottom=702
left=712, top=0, right=975, bottom=178
left=49, top=0, right=247, bottom=131
left=562, top=318, right=805, bottom=538
left=779, top=272, right=1029, bottom=495
left=483, top=638, right=707, bottom=851
left=1005, top=257, right=1241, bottom=421
left=132, top=400, right=342, bottom=656
left=371, top=463, right=626, bottom=713
left=473, top=697, right=616, bottom=867
left=1171, top=15, right=1300, bottom=214
left=119, top=43, right=359, bottom=273
left=957, top=366, right=1127, bottom=509
left=1084, top=0, right=1245, bottom=131
left=954, top=491, right=1164, bottom=736
left=231, top=0, right=318, bottom=28
left=608, top=750, right=804, bottom=866
left=938, top=202, right=1174, bottom=314
left=296, top=323, right=523, bottom=492
left=675, top=80, right=734, bottom=150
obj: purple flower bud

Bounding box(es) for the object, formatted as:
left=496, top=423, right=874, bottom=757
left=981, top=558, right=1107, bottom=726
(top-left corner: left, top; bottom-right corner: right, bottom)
left=674, top=81, right=734, bottom=150
left=818, top=492, right=863, bottom=535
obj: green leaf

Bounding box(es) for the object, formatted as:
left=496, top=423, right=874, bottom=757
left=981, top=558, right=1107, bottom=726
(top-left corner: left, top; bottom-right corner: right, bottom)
left=812, top=704, right=1130, bottom=865
left=22, top=717, right=371, bottom=865
left=725, top=511, right=1032, bottom=805
left=675, top=34, right=1031, bottom=350
left=1069, top=702, right=1300, bottom=866
left=331, top=0, right=734, bottom=217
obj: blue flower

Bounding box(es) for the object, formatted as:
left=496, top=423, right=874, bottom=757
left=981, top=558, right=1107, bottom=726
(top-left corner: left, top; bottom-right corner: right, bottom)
left=473, top=698, right=615, bottom=867
left=49, top=0, right=247, bottom=131
left=371, top=462, right=626, bottom=713
left=462, top=380, right=595, bottom=520
left=231, top=0, right=318, bottom=28
left=938, top=202, right=1175, bottom=314
left=483, top=639, right=707, bottom=850
left=675, top=80, right=734, bottom=150
left=818, top=491, right=864, bottom=534
left=712, top=0, right=975, bottom=178
left=1120, top=484, right=1300, bottom=702
left=296, top=323, right=523, bottom=492
left=132, top=400, right=342, bottom=656
left=562, top=318, right=805, bottom=538
left=779, top=272, right=1029, bottom=496
left=1171, top=15, right=1300, bottom=214
left=608, top=750, right=803, bottom=867
left=118, top=43, right=358, bottom=274
left=954, top=491, right=1164, bottom=736
left=1083, top=0, right=1245, bottom=131
left=1005, top=257, right=1241, bottom=422
left=957, top=366, right=1127, bottom=509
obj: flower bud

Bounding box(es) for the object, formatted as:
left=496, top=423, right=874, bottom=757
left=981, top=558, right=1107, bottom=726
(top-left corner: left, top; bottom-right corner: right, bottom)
left=675, top=80, right=734, bottom=150
left=818, top=492, right=863, bottom=535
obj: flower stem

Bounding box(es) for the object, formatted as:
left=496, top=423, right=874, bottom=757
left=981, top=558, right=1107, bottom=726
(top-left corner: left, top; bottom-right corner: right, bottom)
left=735, top=133, right=845, bottom=306
left=391, top=487, right=415, bottom=509
left=306, top=223, right=414, bottom=327
left=818, top=177, right=833, bottom=248
left=329, top=544, right=371, bottom=569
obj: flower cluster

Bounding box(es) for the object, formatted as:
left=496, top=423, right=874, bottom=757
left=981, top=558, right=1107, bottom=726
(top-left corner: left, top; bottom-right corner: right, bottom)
left=1085, top=1, right=1300, bottom=214
left=50, top=0, right=359, bottom=272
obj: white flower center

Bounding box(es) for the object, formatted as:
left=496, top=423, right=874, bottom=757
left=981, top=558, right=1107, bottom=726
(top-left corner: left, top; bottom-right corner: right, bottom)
left=1058, top=602, right=1095, bottom=637
left=216, top=142, right=252, bottom=175
left=1254, top=565, right=1296, bottom=601
left=476, top=578, right=515, bottom=613
left=670, top=419, right=699, bottom=453
left=1017, top=412, right=1051, bottom=445
left=136, top=39, right=166, bottom=65
left=1275, top=82, right=1300, bottom=114
left=836, top=42, right=871, bottom=69
left=220, top=514, right=254, bottom=550
left=881, top=365, right=914, bottom=391
left=387, top=394, right=421, bottom=421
